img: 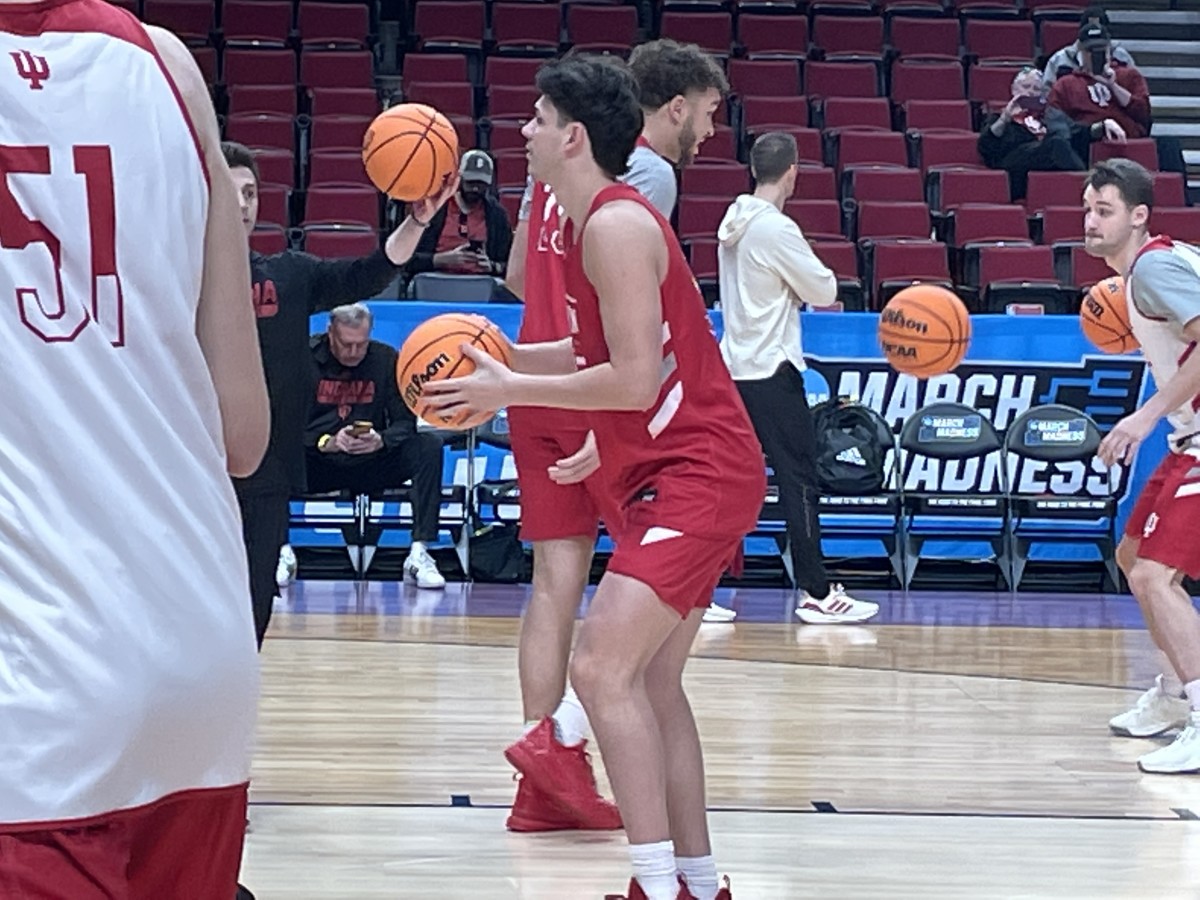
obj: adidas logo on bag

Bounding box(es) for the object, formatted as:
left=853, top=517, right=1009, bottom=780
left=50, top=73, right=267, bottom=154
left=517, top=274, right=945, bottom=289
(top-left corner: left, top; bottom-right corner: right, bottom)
left=835, top=446, right=867, bottom=467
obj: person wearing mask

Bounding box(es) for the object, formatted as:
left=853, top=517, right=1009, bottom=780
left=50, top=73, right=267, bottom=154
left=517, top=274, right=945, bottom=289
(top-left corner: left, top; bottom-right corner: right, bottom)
left=406, top=149, right=514, bottom=280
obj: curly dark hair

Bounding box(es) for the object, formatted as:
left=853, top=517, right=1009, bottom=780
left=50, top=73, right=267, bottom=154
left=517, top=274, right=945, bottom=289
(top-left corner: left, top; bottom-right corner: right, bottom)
left=1086, top=158, right=1154, bottom=212
left=628, top=39, right=729, bottom=110
left=535, top=54, right=643, bottom=180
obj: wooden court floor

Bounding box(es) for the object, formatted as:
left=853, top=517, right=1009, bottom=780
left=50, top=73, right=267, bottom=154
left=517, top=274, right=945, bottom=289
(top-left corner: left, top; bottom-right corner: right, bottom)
left=239, top=582, right=1200, bottom=898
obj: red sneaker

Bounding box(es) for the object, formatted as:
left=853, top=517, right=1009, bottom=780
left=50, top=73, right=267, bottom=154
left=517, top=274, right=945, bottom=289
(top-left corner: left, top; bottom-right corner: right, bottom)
left=505, top=775, right=577, bottom=832
left=504, top=717, right=623, bottom=830
left=604, top=876, right=690, bottom=900
left=680, top=875, right=733, bottom=900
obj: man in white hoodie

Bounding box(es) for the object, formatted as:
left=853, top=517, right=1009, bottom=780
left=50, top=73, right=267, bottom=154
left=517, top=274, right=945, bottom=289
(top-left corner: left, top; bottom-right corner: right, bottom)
left=717, top=131, right=879, bottom=625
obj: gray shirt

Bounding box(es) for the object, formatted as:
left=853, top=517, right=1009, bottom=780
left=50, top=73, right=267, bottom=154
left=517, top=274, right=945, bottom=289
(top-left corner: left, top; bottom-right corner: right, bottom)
left=517, top=143, right=678, bottom=222
left=1131, top=247, right=1200, bottom=326
left=621, top=144, right=678, bottom=217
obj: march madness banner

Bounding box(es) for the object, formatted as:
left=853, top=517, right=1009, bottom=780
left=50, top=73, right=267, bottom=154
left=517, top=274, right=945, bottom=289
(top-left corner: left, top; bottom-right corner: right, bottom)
left=312, top=305, right=1161, bottom=548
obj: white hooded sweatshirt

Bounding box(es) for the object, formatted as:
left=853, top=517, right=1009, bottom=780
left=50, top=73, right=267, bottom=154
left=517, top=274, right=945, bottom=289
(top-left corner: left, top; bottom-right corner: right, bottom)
left=717, top=194, right=838, bottom=381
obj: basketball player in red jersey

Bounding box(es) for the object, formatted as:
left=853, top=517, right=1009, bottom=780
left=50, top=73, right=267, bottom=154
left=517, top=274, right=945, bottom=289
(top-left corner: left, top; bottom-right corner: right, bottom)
left=0, top=2, right=269, bottom=898
left=500, top=41, right=730, bottom=835
left=1082, top=159, right=1200, bottom=774
left=426, top=55, right=758, bottom=900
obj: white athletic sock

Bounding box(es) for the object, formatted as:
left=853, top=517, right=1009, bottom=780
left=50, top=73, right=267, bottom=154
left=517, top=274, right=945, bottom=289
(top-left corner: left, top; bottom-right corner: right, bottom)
left=551, top=685, right=590, bottom=747
left=1184, top=679, right=1200, bottom=713
left=630, top=841, right=678, bottom=900
left=676, top=855, right=719, bottom=900
left=1159, top=651, right=1185, bottom=697
left=410, top=540, right=427, bottom=555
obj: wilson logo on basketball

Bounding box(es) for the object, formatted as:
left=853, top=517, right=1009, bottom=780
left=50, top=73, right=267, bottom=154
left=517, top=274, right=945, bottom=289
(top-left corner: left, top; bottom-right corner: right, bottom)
left=402, top=352, right=452, bottom=408
left=880, top=308, right=928, bottom=334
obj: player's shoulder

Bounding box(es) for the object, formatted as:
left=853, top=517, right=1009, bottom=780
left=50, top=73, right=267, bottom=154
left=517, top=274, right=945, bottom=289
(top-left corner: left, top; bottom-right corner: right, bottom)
left=586, top=197, right=661, bottom=237
left=1134, top=240, right=1200, bottom=283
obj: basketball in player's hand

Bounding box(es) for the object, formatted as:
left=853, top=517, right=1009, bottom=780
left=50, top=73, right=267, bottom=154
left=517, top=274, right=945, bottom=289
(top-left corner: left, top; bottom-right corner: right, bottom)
left=363, top=103, right=459, bottom=201
left=396, top=314, right=513, bottom=430
left=878, top=284, right=972, bottom=379
left=1081, top=276, right=1138, bottom=354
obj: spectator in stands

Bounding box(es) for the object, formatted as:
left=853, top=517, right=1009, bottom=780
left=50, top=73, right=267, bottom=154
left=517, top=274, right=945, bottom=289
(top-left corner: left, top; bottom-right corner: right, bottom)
left=716, top=131, right=879, bottom=626
left=406, top=150, right=514, bottom=285
left=979, top=66, right=1084, bottom=201
left=306, top=303, right=447, bottom=589
left=223, top=141, right=456, bottom=646
left=1042, top=6, right=1135, bottom=89
left=1049, top=23, right=1152, bottom=159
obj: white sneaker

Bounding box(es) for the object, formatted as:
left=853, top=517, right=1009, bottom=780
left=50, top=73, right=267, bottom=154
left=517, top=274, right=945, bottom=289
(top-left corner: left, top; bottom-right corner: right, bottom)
left=275, top=543, right=297, bottom=588
left=795, top=584, right=879, bottom=625
left=1109, top=674, right=1190, bottom=738
left=1138, top=711, right=1200, bottom=774
left=404, top=544, right=446, bottom=590
left=702, top=602, right=737, bottom=623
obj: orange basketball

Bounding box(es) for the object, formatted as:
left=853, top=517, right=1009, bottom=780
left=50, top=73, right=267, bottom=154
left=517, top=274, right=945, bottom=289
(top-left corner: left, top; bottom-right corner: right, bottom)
left=396, top=313, right=513, bottom=431
left=362, top=103, right=459, bottom=202
left=1081, top=275, right=1138, bottom=354
left=878, top=284, right=972, bottom=379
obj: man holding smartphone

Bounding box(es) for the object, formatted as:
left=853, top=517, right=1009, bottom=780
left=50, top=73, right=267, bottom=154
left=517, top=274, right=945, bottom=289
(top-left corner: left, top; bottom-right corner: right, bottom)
left=406, top=150, right=514, bottom=280
left=979, top=66, right=1083, bottom=201
left=1048, top=23, right=1151, bottom=155
left=306, top=303, right=448, bottom=589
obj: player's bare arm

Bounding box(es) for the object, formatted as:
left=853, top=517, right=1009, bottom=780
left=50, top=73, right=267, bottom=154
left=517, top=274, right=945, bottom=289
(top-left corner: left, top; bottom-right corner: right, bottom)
left=149, top=25, right=269, bottom=477
left=1099, top=315, right=1200, bottom=465
left=422, top=200, right=665, bottom=414
left=385, top=175, right=461, bottom=265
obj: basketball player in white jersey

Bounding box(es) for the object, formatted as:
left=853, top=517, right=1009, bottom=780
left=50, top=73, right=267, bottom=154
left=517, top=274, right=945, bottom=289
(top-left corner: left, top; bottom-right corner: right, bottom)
left=1083, top=159, right=1200, bottom=774
left=0, top=1, right=270, bottom=896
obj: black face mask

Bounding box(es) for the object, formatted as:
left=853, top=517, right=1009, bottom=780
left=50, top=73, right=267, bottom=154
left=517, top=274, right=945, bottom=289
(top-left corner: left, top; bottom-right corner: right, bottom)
left=460, top=186, right=486, bottom=204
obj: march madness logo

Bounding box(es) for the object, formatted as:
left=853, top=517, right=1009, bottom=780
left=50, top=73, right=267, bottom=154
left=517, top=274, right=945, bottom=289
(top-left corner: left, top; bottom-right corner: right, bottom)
left=803, top=354, right=1150, bottom=499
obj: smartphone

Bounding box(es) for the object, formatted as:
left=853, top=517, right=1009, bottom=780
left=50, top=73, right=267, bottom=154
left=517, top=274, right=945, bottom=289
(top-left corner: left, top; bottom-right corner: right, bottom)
left=1016, top=94, right=1046, bottom=114
left=468, top=239, right=484, bottom=253
left=1090, top=48, right=1107, bottom=76
left=349, top=420, right=373, bottom=437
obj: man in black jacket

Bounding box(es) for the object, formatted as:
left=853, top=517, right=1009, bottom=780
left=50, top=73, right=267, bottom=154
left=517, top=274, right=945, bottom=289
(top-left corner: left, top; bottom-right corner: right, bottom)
left=222, top=141, right=456, bottom=647
left=306, top=303, right=447, bottom=589
left=406, top=149, right=513, bottom=282
left=978, top=66, right=1084, bottom=201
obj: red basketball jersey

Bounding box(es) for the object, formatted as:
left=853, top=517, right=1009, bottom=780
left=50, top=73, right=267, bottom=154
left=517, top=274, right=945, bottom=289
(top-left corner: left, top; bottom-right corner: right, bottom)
left=518, top=180, right=570, bottom=343
left=563, top=183, right=765, bottom=536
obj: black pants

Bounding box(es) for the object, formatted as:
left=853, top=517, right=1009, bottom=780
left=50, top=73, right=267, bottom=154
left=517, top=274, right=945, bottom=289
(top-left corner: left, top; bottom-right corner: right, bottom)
left=234, top=482, right=289, bottom=650
left=1002, top=136, right=1084, bottom=201
left=736, top=362, right=830, bottom=599
left=306, top=433, right=444, bottom=542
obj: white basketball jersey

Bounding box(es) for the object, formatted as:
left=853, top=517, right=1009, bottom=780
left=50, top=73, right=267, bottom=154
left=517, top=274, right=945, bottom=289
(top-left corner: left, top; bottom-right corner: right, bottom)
left=1126, top=236, right=1200, bottom=454
left=0, top=0, right=259, bottom=824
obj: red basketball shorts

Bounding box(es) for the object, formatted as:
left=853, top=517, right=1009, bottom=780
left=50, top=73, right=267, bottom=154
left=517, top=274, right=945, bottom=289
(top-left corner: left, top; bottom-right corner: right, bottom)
left=1125, top=450, right=1200, bottom=579
left=0, top=783, right=248, bottom=900
left=606, top=476, right=761, bottom=618
left=507, top=407, right=623, bottom=543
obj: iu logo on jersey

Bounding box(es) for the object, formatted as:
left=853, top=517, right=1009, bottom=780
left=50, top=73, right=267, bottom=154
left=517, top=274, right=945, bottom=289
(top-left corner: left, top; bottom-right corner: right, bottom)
left=10, top=50, right=49, bottom=90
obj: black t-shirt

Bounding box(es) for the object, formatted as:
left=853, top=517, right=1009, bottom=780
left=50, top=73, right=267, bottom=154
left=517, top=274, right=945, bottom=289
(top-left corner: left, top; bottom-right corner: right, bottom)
left=234, top=247, right=398, bottom=494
